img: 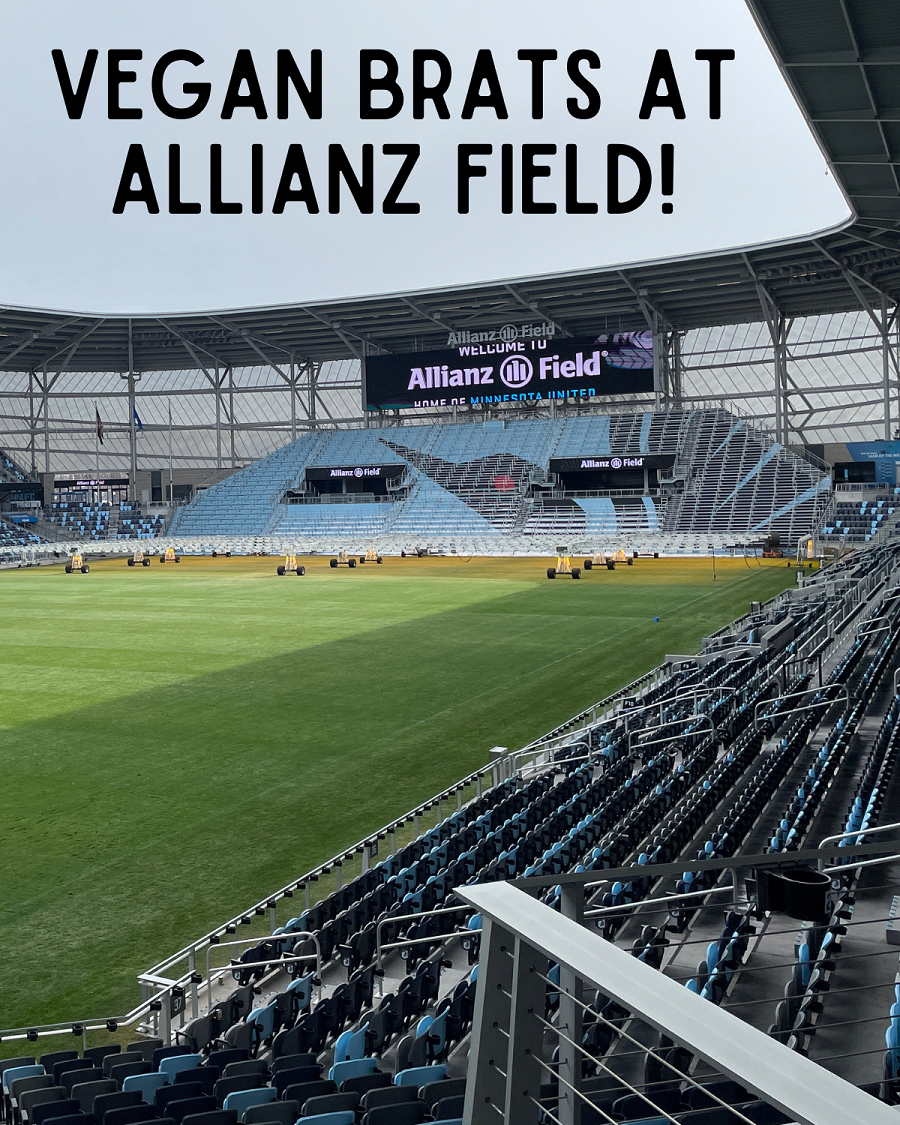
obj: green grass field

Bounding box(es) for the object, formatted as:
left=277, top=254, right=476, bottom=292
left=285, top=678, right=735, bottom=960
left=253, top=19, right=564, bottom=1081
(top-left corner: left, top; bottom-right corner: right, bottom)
left=0, top=553, right=795, bottom=1034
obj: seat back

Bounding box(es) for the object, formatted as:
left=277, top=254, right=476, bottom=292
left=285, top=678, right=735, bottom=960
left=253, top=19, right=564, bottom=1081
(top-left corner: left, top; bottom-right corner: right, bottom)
left=158, top=1084, right=203, bottom=1114
left=5, top=1065, right=44, bottom=1093
left=83, top=1048, right=121, bottom=1071
left=302, top=1092, right=359, bottom=1117
left=158, top=1057, right=203, bottom=1083
left=273, top=1067, right=319, bottom=1095
left=93, top=1091, right=142, bottom=1123
left=337, top=1074, right=390, bottom=1098
left=19, top=1086, right=66, bottom=1119
left=109, top=1064, right=151, bottom=1089
left=220, top=1089, right=276, bottom=1118
left=31, top=1097, right=80, bottom=1125
left=179, top=1112, right=237, bottom=1125
left=175, top=1070, right=219, bottom=1098
left=103, top=1056, right=140, bottom=1080
left=328, top=1059, right=378, bottom=1085
left=242, top=1100, right=299, bottom=1125
left=270, top=1056, right=316, bottom=1076
left=420, top=1078, right=466, bottom=1111
left=70, top=1080, right=117, bottom=1113
left=219, top=1062, right=265, bottom=1080
left=300, top=1114, right=354, bottom=1125
left=11, top=1074, right=53, bottom=1102
left=38, top=1055, right=78, bottom=1074
left=104, top=1104, right=160, bottom=1125
left=360, top=1086, right=419, bottom=1112
left=61, top=1071, right=103, bottom=1096
left=281, top=1082, right=336, bottom=1111
left=432, top=1095, right=464, bottom=1121
left=2, top=1061, right=38, bottom=1092
left=167, top=1097, right=217, bottom=1125
left=363, top=1104, right=426, bottom=1125
left=125, top=1042, right=163, bottom=1064
left=214, top=1076, right=262, bottom=1106
left=394, top=1065, right=447, bottom=1088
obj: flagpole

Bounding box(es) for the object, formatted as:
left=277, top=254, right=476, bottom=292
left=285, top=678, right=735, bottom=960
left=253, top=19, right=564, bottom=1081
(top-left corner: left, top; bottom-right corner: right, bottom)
left=168, top=403, right=173, bottom=504
left=94, top=402, right=99, bottom=480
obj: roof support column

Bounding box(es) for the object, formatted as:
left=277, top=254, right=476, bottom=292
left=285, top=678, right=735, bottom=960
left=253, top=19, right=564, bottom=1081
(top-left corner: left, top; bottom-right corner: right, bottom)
left=28, top=371, right=36, bottom=474
left=215, top=361, right=222, bottom=469
left=41, top=364, right=50, bottom=474
left=289, top=355, right=297, bottom=443
left=229, top=367, right=236, bottom=467
left=309, top=361, right=318, bottom=430
left=880, top=294, right=899, bottom=442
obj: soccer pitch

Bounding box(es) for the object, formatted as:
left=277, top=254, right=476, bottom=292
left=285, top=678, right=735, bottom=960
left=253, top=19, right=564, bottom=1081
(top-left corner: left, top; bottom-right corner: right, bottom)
left=0, top=553, right=795, bottom=1032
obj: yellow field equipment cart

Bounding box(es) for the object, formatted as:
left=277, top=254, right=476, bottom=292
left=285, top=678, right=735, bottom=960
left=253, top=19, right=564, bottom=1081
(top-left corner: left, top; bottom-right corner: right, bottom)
left=277, top=555, right=306, bottom=576
left=65, top=552, right=89, bottom=574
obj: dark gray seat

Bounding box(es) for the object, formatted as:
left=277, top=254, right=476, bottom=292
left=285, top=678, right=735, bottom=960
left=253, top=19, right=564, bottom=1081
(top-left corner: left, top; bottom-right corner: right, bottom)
left=94, top=1091, right=142, bottom=1124
left=180, top=1113, right=237, bottom=1125
left=125, top=1043, right=163, bottom=1064
left=19, top=1086, right=66, bottom=1124
left=71, top=1080, right=117, bottom=1115
left=83, top=1049, right=120, bottom=1071
left=103, top=1057, right=141, bottom=1081
left=360, top=1086, right=419, bottom=1113
left=242, top=1101, right=299, bottom=1125
left=303, top=1091, right=359, bottom=1118
left=32, top=1097, right=79, bottom=1125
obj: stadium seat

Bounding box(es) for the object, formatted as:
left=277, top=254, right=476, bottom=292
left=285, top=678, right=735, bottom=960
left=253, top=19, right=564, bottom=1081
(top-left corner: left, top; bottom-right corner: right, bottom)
left=362, top=1103, right=426, bottom=1125
left=31, top=1098, right=80, bottom=1125
left=327, top=1060, right=378, bottom=1086
left=103, top=1106, right=159, bottom=1125
left=158, top=1057, right=203, bottom=1083
left=92, top=1091, right=142, bottom=1124
left=111, top=1065, right=152, bottom=1090
left=301, top=1092, right=359, bottom=1118
left=180, top=1113, right=237, bottom=1125
left=359, top=1086, right=420, bottom=1113
left=166, top=1098, right=218, bottom=1125
left=104, top=1057, right=141, bottom=1080
left=18, top=1087, right=66, bottom=1124
left=299, top=1114, right=354, bottom=1125
left=83, top=1048, right=121, bottom=1071
left=126, top=1043, right=164, bottom=1064
left=158, top=1085, right=203, bottom=1115
left=70, top=1080, right=116, bottom=1115
left=60, top=1071, right=102, bottom=1097
left=220, top=1090, right=276, bottom=1119
left=242, top=1100, right=299, bottom=1125
left=280, top=1083, right=335, bottom=1112
left=38, top=1056, right=78, bottom=1074
left=394, top=1065, right=447, bottom=1087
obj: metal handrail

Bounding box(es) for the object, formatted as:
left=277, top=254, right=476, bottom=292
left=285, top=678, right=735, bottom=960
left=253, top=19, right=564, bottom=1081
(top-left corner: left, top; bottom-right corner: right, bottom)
left=204, top=932, right=323, bottom=1014
left=753, top=684, right=848, bottom=731
left=626, top=712, right=715, bottom=752
left=818, top=820, right=900, bottom=850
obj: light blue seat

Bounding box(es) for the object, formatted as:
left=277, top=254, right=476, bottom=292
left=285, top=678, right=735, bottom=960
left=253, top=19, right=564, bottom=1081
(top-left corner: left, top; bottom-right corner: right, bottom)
left=394, top=1064, right=447, bottom=1086
left=300, top=1113, right=355, bottom=1125
left=332, top=1022, right=369, bottom=1065
left=3, top=1066, right=44, bottom=1093
left=328, top=1058, right=379, bottom=1084
left=122, top=1073, right=169, bottom=1102
left=222, top=1087, right=277, bottom=1117
left=247, top=1000, right=278, bottom=1042
left=286, top=973, right=314, bottom=1014
left=158, top=1054, right=202, bottom=1081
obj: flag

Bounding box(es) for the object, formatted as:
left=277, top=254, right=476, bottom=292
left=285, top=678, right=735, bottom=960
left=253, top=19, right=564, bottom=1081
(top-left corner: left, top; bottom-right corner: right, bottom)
left=133, top=405, right=144, bottom=431
left=95, top=405, right=104, bottom=445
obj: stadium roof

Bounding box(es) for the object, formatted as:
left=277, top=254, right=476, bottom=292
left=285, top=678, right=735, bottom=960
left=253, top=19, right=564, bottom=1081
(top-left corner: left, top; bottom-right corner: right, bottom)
left=0, top=0, right=898, bottom=374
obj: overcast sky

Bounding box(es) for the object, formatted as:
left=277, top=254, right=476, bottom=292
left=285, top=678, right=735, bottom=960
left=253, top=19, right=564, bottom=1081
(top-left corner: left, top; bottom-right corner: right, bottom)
left=0, top=0, right=848, bottom=314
